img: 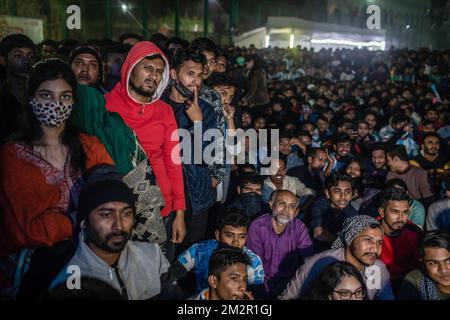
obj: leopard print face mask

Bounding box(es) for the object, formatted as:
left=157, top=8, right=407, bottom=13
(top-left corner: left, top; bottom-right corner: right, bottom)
left=29, top=97, right=73, bottom=128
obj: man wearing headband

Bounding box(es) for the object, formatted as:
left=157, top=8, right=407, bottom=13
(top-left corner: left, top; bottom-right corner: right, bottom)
left=279, top=215, right=394, bottom=300
left=51, top=177, right=184, bottom=300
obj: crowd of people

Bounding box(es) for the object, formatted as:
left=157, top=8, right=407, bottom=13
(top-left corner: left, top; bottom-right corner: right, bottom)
left=0, top=30, right=450, bottom=301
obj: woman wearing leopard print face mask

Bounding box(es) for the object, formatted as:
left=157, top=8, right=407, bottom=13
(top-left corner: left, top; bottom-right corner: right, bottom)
left=0, top=59, right=114, bottom=299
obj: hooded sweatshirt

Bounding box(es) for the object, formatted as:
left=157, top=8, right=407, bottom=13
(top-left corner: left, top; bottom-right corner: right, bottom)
left=105, top=42, right=185, bottom=217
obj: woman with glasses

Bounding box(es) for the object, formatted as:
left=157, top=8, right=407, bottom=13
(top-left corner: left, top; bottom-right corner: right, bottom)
left=305, top=261, right=368, bottom=300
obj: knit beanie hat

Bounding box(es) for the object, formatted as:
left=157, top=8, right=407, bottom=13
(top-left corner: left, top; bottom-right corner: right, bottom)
left=78, top=179, right=136, bottom=224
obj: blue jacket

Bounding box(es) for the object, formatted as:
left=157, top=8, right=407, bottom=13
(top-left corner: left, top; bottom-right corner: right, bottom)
left=162, top=93, right=217, bottom=214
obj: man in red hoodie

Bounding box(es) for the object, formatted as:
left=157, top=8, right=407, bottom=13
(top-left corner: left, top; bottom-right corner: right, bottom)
left=104, top=41, right=186, bottom=247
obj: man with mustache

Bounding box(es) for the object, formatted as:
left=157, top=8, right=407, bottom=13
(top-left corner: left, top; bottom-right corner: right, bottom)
left=246, top=189, right=314, bottom=298
left=52, top=177, right=184, bottom=300
left=279, top=215, right=394, bottom=300
left=104, top=41, right=186, bottom=248
left=0, top=34, right=37, bottom=141
left=69, top=44, right=104, bottom=92
left=411, top=132, right=450, bottom=195
left=376, top=187, right=422, bottom=294
left=398, top=230, right=450, bottom=300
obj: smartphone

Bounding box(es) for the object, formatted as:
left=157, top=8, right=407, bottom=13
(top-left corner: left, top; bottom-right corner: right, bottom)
left=175, top=80, right=194, bottom=101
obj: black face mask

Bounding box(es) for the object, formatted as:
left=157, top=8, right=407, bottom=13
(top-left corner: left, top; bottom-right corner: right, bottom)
left=240, top=192, right=262, bottom=217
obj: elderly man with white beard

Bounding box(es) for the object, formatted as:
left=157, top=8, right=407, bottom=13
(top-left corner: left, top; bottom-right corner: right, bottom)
left=246, top=189, right=314, bottom=298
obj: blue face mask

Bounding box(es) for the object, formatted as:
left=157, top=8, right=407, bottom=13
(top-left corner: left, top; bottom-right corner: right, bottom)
left=240, top=192, right=262, bottom=217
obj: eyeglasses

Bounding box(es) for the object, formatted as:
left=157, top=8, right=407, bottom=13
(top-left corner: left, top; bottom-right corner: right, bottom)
left=333, top=288, right=365, bottom=300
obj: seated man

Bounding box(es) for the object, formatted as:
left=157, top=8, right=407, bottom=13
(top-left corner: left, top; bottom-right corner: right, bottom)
left=377, top=187, right=422, bottom=292
left=191, top=247, right=253, bottom=300
left=380, top=113, right=419, bottom=158
left=279, top=215, right=394, bottom=300
left=278, top=131, right=304, bottom=170
left=365, top=142, right=388, bottom=187
left=384, top=179, right=426, bottom=229
left=175, top=211, right=264, bottom=294
left=51, top=178, right=183, bottom=300
left=427, top=176, right=450, bottom=233
left=386, top=145, right=434, bottom=208
left=226, top=172, right=269, bottom=219
left=262, top=157, right=315, bottom=209
left=247, top=190, right=314, bottom=298
left=411, top=132, right=450, bottom=195
left=328, top=133, right=354, bottom=173
left=310, top=172, right=358, bottom=252
left=398, top=230, right=450, bottom=300
left=410, top=132, right=450, bottom=195
left=287, top=147, right=328, bottom=196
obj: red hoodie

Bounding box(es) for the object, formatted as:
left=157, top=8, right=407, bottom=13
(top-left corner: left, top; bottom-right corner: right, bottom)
left=105, top=42, right=185, bottom=217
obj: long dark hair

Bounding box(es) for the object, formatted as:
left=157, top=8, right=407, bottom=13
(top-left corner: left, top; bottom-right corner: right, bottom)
left=305, top=261, right=368, bottom=300
left=17, top=58, right=86, bottom=173
left=246, top=54, right=265, bottom=77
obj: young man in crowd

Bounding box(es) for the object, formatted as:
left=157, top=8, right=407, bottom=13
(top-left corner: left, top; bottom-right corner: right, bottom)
left=262, top=157, right=315, bottom=207
left=226, top=172, right=268, bottom=219
left=38, top=38, right=57, bottom=59
left=103, top=41, right=187, bottom=248
left=329, top=133, right=354, bottom=172
left=398, top=230, right=450, bottom=300
left=175, top=211, right=264, bottom=295
left=410, top=132, right=450, bottom=195
left=162, top=48, right=217, bottom=252
left=279, top=215, right=394, bottom=300
left=189, top=37, right=227, bottom=200
left=0, top=34, right=37, bottom=141
left=366, top=142, right=388, bottom=186
left=377, top=187, right=422, bottom=293
left=68, top=44, right=105, bottom=92
left=52, top=178, right=184, bottom=300
left=247, top=190, right=314, bottom=298
left=278, top=132, right=304, bottom=170
left=191, top=247, right=254, bottom=300
left=380, top=113, right=419, bottom=158
left=386, top=145, right=434, bottom=208
left=287, top=147, right=328, bottom=196
left=310, top=172, right=358, bottom=252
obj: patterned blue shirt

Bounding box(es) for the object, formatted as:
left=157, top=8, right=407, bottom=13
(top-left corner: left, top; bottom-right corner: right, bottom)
left=177, top=239, right=265, bottom=293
